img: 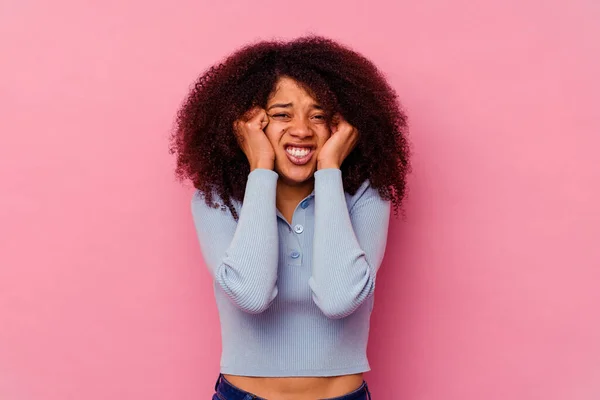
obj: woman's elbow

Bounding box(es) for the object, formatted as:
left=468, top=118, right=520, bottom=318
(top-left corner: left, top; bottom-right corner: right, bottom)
left=238, top=291, right=277, bottom=314
left=312, top=289, right=374, bottom=319
left=309, top=274, right=375, bottom=319
left=226, top=285, right=279, bottom=314
left=315, top=299, right=356, bottom=319
left=214, top=263, right=278, bottom=314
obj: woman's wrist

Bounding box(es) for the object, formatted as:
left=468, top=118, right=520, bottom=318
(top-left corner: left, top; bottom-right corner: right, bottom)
left=317, top=159, right=340, bottom=170
left=251, top=159, right=274, bottom=171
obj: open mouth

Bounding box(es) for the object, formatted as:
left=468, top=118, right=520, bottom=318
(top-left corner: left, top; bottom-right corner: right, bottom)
left=284, top=145, right=315, bottom=165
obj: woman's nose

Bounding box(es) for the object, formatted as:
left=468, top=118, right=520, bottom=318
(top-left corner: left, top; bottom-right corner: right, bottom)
left=288, top=118, right=313, bottom=138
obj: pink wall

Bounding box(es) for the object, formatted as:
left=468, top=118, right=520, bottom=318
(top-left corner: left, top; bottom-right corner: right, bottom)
left=1, top=0, right=599, bottom=399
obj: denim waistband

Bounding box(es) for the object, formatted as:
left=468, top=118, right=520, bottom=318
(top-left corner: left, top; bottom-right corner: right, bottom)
left=214, top=373, right=372, bottom=400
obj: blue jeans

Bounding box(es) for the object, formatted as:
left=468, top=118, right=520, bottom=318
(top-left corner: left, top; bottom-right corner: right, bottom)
left=212, top=374, right=372, bottom=400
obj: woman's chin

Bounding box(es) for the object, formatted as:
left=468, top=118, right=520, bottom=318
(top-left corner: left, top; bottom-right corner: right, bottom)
left=276, top=164, right=316, bottom=185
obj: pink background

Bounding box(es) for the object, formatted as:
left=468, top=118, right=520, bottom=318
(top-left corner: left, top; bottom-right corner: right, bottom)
left=1, top=0, right=599, bottom=399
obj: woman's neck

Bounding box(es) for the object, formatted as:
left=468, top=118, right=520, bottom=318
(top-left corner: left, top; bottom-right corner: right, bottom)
left=276, top=178, right=314, bottom=224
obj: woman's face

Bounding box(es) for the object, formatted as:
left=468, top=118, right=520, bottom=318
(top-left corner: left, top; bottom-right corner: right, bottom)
left=264, top=76, right=332, bottom=185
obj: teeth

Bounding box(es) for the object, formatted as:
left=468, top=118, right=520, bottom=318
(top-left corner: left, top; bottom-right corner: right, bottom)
left=286, top=147, right=310, bottom=158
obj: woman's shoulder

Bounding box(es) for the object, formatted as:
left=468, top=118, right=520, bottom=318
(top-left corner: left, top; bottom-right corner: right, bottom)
left=344, top=179, right=390, bottom=213
left=191, top=189, right=241, bottom=219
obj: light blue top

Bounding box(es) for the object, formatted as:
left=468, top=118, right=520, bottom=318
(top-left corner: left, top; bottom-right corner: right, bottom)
left=191, top=168, right=391, bottom=377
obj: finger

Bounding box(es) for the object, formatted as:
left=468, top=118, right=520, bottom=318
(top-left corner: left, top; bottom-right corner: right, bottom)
left=332, top=113, right=354, bottom=134
left=247, top=108, right=267, bottom=131
left=232, top=120, right=241, bottom=136
left=351, top=130, right=360, bottom=149
left=260, top=109, right=269, bottom=131
left=329, top=113, right=340, bottom=134
left=337, top=118, right=357, bottom=137
left=242, top=106, right=261, bottom=121
left=337, top=117, right=351, bottom=130
left=232, top=122, right=245, bottom=145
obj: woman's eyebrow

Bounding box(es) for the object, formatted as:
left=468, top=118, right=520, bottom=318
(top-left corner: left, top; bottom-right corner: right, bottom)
left=267, top=103, right=323, bottom=110
left=267, top=103, right=292, bottom=110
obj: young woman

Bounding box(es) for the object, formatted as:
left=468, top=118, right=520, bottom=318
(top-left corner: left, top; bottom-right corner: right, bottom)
left=170, top=36, right=410, bottom=400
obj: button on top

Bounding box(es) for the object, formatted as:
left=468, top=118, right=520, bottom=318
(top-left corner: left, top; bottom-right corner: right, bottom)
left=294, top=224, right=304, bottom=234
left=290, top=251, right=300, bottom=259
left=300, top=199, right=310, bottom=209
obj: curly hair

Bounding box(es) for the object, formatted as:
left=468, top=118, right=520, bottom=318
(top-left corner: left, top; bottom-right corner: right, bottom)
left=170, top=35, right=411, bottom=219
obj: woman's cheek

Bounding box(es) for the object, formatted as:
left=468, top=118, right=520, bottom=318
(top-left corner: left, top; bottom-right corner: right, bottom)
left=263, top=125, right=281, bottom=145
left=319, top=128, right=332, bottom=144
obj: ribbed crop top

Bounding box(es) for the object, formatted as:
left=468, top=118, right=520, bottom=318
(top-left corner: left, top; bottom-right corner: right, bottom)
left=191, top=168, right=390, bottom=376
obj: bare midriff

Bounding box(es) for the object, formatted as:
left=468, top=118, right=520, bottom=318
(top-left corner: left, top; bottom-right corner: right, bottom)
left=223, top=373, right=364, bottom=399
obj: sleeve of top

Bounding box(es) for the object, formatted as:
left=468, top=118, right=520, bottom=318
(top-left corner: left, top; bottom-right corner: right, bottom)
left=309, top=168, right=391, bottom=319
left=190, top=168, right=280, bottom=314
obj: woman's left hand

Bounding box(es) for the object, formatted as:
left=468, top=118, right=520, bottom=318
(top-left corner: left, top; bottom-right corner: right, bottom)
left=317, top=114, right=359, bottom=170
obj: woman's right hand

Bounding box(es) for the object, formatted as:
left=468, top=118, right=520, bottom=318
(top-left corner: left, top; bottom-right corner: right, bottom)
left=233, top=107, right=274, bottom=171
